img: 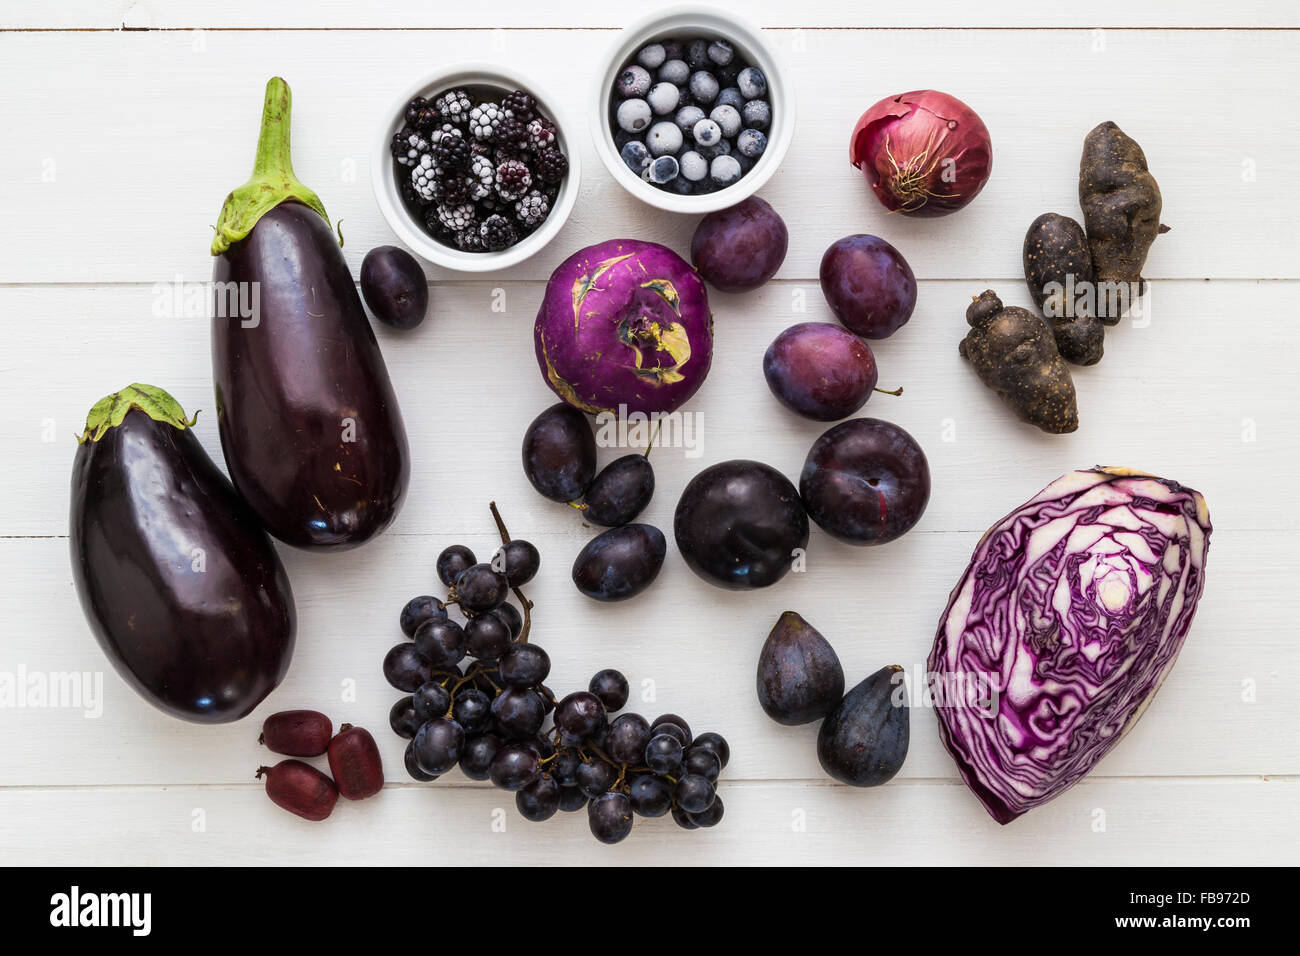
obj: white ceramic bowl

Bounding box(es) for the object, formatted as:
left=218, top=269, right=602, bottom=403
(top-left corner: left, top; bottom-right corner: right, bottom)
left=592, top=6, right=795, bottom=214
left=373, top=64, right=581, bottom=272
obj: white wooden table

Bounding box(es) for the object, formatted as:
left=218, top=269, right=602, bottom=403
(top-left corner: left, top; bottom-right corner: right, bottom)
left=2, top=1, right=1297, bottom=865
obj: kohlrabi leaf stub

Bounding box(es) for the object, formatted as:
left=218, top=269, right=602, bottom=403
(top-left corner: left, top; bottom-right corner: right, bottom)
left=928, top=467, right=1211, bottom=824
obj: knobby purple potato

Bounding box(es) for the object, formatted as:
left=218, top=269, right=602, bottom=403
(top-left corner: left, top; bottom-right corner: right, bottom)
left=1022, top=213, right=1105, bottom=365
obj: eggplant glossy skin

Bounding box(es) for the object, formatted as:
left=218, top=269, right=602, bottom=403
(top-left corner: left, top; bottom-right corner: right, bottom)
left=212, top=202, right=410, bottom=550
left=70, top=409, right=296, bottom=723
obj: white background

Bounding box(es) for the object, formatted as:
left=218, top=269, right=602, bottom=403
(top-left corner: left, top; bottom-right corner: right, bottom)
left=1, top=0, right=1297, bottom=865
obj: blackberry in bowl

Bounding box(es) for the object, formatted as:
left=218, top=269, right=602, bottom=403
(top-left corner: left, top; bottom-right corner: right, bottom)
left=374, top=66, right=579, bottom=272
left=593, top=6, right=794, bottom=214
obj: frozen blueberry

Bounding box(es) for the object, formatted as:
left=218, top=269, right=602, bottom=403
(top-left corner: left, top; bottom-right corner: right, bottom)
left=647, top=155, right=680, bottom=184
left=620, top=139, right=651, bottom=173
left=710, top=154, right=743, bottom=187
left=716, top=87, right=745, bottom=111
left=616, top=65, right=652, bottom=99
left=710, top=104, right=741, bottom=138
left=692, top=118, right=722, bottom=147
left=737, top=67, right=767, bottom=99
left=696, top=137, right=731, bottom=160
left=688, top=71, right=720, bottom=105
left=686, top=39, right=711, bottom=69
left=716, top=62, right=741, bottom=86
left=679, top=150, right=709, bottom=182
left=674, top=105, right=706, bottom=137
left=636, top=43, right=667, bottom=70
left=741, top=98, right=770, bottom=131
left=736, top=128, right=767, bottom=158
left=614, top=129, right=636, bottom=150
left=646, top=121, right=684, bottom=157
left=647, top=82, right=681, bottom=116
left=669, top=176, right=695, bottom=195
left=616, top=98, right=652, bottom=133
left=707, top=40, right=734, bottom=66
left=661, top=39, right=683, bottom=60
left=657, top=58, right=690, bottom=85
left=735, top=154, right=756, bottom=174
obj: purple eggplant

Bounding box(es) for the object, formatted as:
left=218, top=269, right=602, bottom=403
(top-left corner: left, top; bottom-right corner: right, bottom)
left=211, top=77, right=409, bottom=551
left=69, top=385, right=296, bottom=722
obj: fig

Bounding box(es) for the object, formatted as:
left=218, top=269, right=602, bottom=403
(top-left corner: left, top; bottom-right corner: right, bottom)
left=327, top=724, right=385, bottom=800
left=260, top=710, right=333, bottom=757
left=757, top=611, right=845, bottom=725
left=257, top=760, right=338, bottom=821
left=816, top=665, right=909, bottom=787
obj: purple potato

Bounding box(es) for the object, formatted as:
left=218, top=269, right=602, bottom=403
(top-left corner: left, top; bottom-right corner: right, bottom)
left=799, top=419, right=930, bottom=546
left=360, top=245, right=428, bottom=330
left=690, top=196, right=788, bottom=292
left=763, top=322, right=881, bottom=421
left=819, top=235, right=917, bottom=339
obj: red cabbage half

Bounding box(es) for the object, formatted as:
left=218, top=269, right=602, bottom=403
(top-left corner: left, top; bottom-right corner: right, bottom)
left=928, top=467, right=1212, bottom=824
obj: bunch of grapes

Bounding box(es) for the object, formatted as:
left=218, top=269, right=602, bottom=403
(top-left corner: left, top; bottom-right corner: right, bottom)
left=384, top=503, right=728, bottom=843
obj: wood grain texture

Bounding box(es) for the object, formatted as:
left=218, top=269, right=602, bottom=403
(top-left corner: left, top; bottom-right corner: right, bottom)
left=1, top=0, right=1297, bottom=865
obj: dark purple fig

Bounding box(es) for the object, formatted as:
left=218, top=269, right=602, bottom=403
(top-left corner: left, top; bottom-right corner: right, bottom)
left=674, top=460, right=809, bottom=590
left=212, top=79, right=409, bottom=551
left=257, top=760, right=338, bottom=821
left=581, top=454, right=655, bottom=526
left=361, top=245, right=428, bottom=330
left=69, top=385, right=296, bottom=723
left=522, top=403, right=597, bottom=503
left=800, top=418, right=930, bottom=546
left=757, top=611, right=845, bottom=725
left=260, top=710, right=333, bottom=756
left=571, top=524, right=667, bottom=602
left=327, top=724, right=385, bottom=800
left=816, top=665, right=909, bottom=787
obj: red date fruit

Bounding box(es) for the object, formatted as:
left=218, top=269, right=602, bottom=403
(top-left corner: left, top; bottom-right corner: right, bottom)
left=259, top=709, right=333, bottom=757
left=256, top=760, right=338, bottom=821
left=328, top=724, right=385, bottom=800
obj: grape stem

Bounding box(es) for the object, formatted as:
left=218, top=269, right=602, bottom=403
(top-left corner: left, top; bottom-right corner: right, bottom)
left=488, top=500, right=535, bottom=644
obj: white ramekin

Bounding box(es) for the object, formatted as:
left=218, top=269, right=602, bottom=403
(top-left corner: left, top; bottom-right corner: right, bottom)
left=374, top=64, right=581, bottom=272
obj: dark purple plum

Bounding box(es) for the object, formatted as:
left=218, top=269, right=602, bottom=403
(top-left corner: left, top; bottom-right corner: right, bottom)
left=763, top=322, right=889, bottom=421
left=799, top=419, right=930, bottom=545
left=581, top=454, right=655, bottom=526
left=690, top=196, right=789, bottom=292
left=571, top=524, right=667, bottom=602
left=522, top=403, right=598, bottom=503
left=819, top=235, right=917, bottom=339
left=674, top=460, right=809, bottom=590
left=360, top=245, right=428, bottom=330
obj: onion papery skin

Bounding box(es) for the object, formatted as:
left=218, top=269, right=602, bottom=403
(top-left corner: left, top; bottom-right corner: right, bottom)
left=928, top=467, right=1211, bottom=824
left=849, top=90, right=993, bottom=218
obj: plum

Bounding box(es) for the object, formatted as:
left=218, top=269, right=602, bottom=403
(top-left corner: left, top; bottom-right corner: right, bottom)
left=571, top=524, right=667, bottom=602
left=581, top=453, right=655, bottom=526
left=360, top=245, right=428, bottom=330
left=690, top=196, right=788, bottom=292
left=522, top=403, right=597, bottom=503
left=763, top=322, right=893, bottom=421
left=674, top=460, right=809, bottom=590
left=799, top=419, right=930, bottom=546
left=819, top=235, right=916, bottom=339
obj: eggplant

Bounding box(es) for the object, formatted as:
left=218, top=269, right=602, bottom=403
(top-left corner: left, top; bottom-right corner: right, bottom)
left=69, top=385, right=296, bottom=722
left=211, top=77, right=409, bottom=550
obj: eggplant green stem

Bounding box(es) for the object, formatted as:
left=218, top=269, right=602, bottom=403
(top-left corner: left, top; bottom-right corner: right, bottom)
left=77, top=384, right=197, bottom=444
left=210, top=76, right=330, bottom=256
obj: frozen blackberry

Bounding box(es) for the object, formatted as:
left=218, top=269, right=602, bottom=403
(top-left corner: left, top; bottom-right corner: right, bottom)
left=401, top=180, right=427, bottom=207
left=404, top=96, right=430, bottom=128
left=427, top=123, right=464, bottom=148
left=479, top=214, right=517, bottom=251
left=434, top=134, right=471, bottom=171
left=493, top=144, right=527, bottom=166
left=525, top=118, right=557, bottom=153
left=391, top=127, right=429, bottom=167
left=495, top=159, right=532, bottom=201
left=422, top=204, right=454, bottom=239
left=435, top=88, right=473, bottom=126
left=433, top=174, right=472, bottom=205
left=501, top=90, right=538, bottom=123
left=496, top=116, right=528, bottom=151
left=456, top=229, right=487, bottom=253
left=514, top=189, right=550, bottom=228
left=411, top=153, right=439, bottom=202
left=469, top=154, right=496, bottom=199
left=436, top=202, right=478, bottom=233
left=468, top=101, right=505, bottom=142
left=534, top=147, right=569, bottom=185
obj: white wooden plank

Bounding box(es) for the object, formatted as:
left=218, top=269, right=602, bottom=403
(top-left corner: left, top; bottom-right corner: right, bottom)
left=2, top=777, right=1295, bottom=865
left=0, top=29, right=1296, bottom=283
left=6, top=0, right=1298, bottom=30
left=1, top=523, right=1293, bottom=787
left=0, top=279, right=1292, bottom=539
